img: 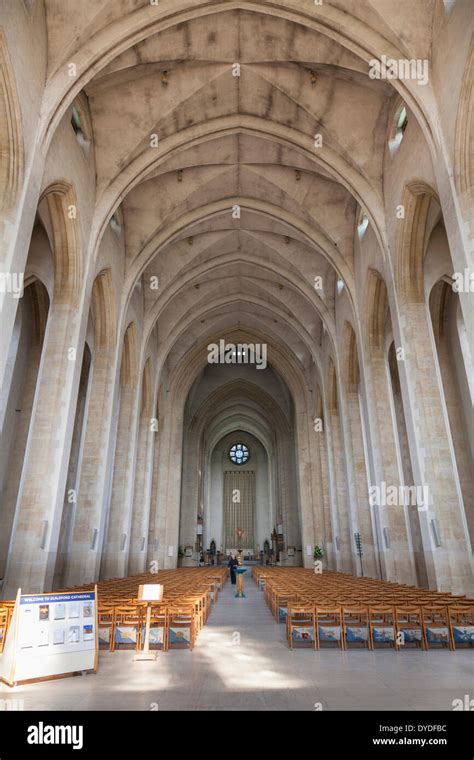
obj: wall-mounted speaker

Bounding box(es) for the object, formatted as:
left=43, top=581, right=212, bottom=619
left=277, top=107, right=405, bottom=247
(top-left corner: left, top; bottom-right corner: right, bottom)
left=431, top=518, right=442, bottom=547
left=40, top=520, right=49, bottom=549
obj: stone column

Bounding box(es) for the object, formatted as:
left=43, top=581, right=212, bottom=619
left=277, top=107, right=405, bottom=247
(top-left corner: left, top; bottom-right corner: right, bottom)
left=432, top=161, right=474, bottom=356
left=3, top=299, right=85, bottom=598
left=0, top=286, right=47, bottom=578
left=64, top=343, right=117, bottom=586
left=161, top=402, right=185, bottom=569
left=318, top=425, right=335, bottom=568
left=339, top=385, right=378, bottom=578
left=295, top=404, right=316, bottom=569
left=327, top=405, right=354, bottom=573
left=396, top=301, right=474, bottom=595
left=388, top=345, right=429, bottom=587
left=0, top=146, right=46, bottom=393
left=322, top=399, right=343, bottom=572
left=178, top=419, right=200, bottom=563
left=128, top=412, right=155, bottom=575
left=101, top=347, right=141, bottom=579
left=146, top=426, right=161, bottom=571
left=53, top=346, right=91, bottom=589
left=362, top=344, right=417, bottom=584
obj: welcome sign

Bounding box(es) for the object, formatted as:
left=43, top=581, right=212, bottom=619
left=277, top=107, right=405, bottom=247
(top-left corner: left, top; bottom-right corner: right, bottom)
left=0, top=587, right=98, bottom=686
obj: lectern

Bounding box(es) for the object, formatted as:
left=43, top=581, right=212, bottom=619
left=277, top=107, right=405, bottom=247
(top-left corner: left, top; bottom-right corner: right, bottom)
left=234, top=566, right=248, bottom=598
left=134, top=584, right=164, bottom=661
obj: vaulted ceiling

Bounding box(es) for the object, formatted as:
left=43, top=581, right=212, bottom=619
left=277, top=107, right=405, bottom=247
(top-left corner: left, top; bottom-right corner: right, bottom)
left=40, top=0, right=440, bottom=393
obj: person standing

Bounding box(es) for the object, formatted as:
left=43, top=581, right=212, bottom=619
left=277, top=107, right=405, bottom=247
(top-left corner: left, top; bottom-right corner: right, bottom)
left=227, top=553, right=238, bottom=585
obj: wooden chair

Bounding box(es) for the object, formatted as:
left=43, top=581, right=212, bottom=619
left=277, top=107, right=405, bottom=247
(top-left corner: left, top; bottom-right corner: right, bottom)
left=342, top=606, right=370, bottom=650
left=97, top=604, right=115, bottom=651
left=145, top=604, right=169, bottom=651
left=286, top=603, right=316, bottom=649
left=315, top=606, right=344, bottom=650
left=168, top=605, right=196, bottom=650
left=421, top=606, right=453, bottom=650
left=112, top=604, right=143, bottom=652
left=0, top=607, right=9, bottom=653
left=368, top=606, right=395, bottom=650
left=394, top=606, right=426, bottom=651
left=273, top=591, right=298, bottom=623
left=448, top=605, right=474, bottom=649
left=179, top=596, right=203, bottom=632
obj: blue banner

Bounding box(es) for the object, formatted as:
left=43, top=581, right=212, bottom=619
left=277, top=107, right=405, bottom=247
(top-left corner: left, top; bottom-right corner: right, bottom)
left=20, top=592, right=95, bottom=605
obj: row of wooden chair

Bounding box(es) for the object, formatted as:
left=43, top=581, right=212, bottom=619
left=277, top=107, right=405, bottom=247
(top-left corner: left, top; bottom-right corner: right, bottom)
left=286, top=602, right=474, bottom=651
left=98, top=602, right=197, bottom=652
left=1, top=568, right=228, bottom=653
left=253, top=567, right=474, bottom=651
left=84, top=568, right=228, bottom=651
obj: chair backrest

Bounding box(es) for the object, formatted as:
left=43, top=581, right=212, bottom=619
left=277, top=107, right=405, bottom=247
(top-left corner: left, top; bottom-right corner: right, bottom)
left=342, top=606, right=369, bottom=617
left=315, top=606, right=342, bottom=617
left=287, top=603, right=314, bottom=619
left=369, top=606, right=395, bottom=620
left=114, top=605, right=142, bottom=622
left=421, top=605, right=449, bottom=622
left=395, top=606, right=422, bottom=619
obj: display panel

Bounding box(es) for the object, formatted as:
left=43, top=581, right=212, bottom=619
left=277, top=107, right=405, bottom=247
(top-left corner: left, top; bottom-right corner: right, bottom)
left=0, top=588, right=98, bottom=686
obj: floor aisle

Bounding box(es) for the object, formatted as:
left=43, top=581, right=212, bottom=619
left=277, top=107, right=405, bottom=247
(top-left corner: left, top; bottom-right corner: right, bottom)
left=2, top=575, right=473, bottom=711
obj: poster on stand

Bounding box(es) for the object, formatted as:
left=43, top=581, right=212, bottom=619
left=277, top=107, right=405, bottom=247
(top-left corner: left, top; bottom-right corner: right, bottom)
left=0, top=586, right=98, bottom=686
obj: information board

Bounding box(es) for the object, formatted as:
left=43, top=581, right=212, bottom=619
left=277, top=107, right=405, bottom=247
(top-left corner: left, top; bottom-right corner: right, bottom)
left=0, top=586, right=98, bottom=686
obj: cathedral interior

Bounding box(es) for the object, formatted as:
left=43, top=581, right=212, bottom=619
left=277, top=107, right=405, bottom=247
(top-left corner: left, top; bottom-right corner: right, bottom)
left=0, top=0, right=473, bottom=717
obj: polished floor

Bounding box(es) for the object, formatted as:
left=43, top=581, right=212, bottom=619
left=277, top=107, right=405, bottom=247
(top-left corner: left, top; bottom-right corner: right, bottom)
left=2, top=575, right=473, bottom=711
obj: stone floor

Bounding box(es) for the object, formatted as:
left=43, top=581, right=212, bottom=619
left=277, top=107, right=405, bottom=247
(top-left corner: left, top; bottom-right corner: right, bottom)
left=2, top=576, right=473, bottom=711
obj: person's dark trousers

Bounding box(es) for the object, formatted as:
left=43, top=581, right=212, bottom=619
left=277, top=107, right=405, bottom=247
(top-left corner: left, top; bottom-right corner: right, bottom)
left=231, top=570, right=236, bottom=584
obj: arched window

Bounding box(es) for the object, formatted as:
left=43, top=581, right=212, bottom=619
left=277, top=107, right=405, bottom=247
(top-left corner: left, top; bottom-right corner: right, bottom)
left=443, top=0, right=456, bottom=12
left=229, top=443, right=250, bottom=465
left=357, top=208, right=369, bottom=238
left=389, top=105, right=408, bottom=153
left=69, top=95, right=92, bottom=158
left=395, top=107, right=408, bottom=137
left=110, top=210, right=122, bottom=235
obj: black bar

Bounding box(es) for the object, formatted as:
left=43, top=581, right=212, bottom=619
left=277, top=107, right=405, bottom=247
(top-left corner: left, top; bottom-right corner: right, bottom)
left=0, top=710, right=472, bottom=756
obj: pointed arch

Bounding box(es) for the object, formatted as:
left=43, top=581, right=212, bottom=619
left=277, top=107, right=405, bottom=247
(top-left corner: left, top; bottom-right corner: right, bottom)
left=27, top=278, right=50, bottom=346
left=39, top=182, right=82, bottom=304
left=327, top=358, right=339, bottom=413
left=141, top=358, right=152, bottom=416
left=120, top=322, right=138, bottom=388
left=429, top=278, right=451, bottom=344
left=342, top=321, right=360, bottom=391
left=365, top=268, right=389, bottom=350
left=396, top=182, right=441, bottom=304
left=91, top=268, right=115, bottom=350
